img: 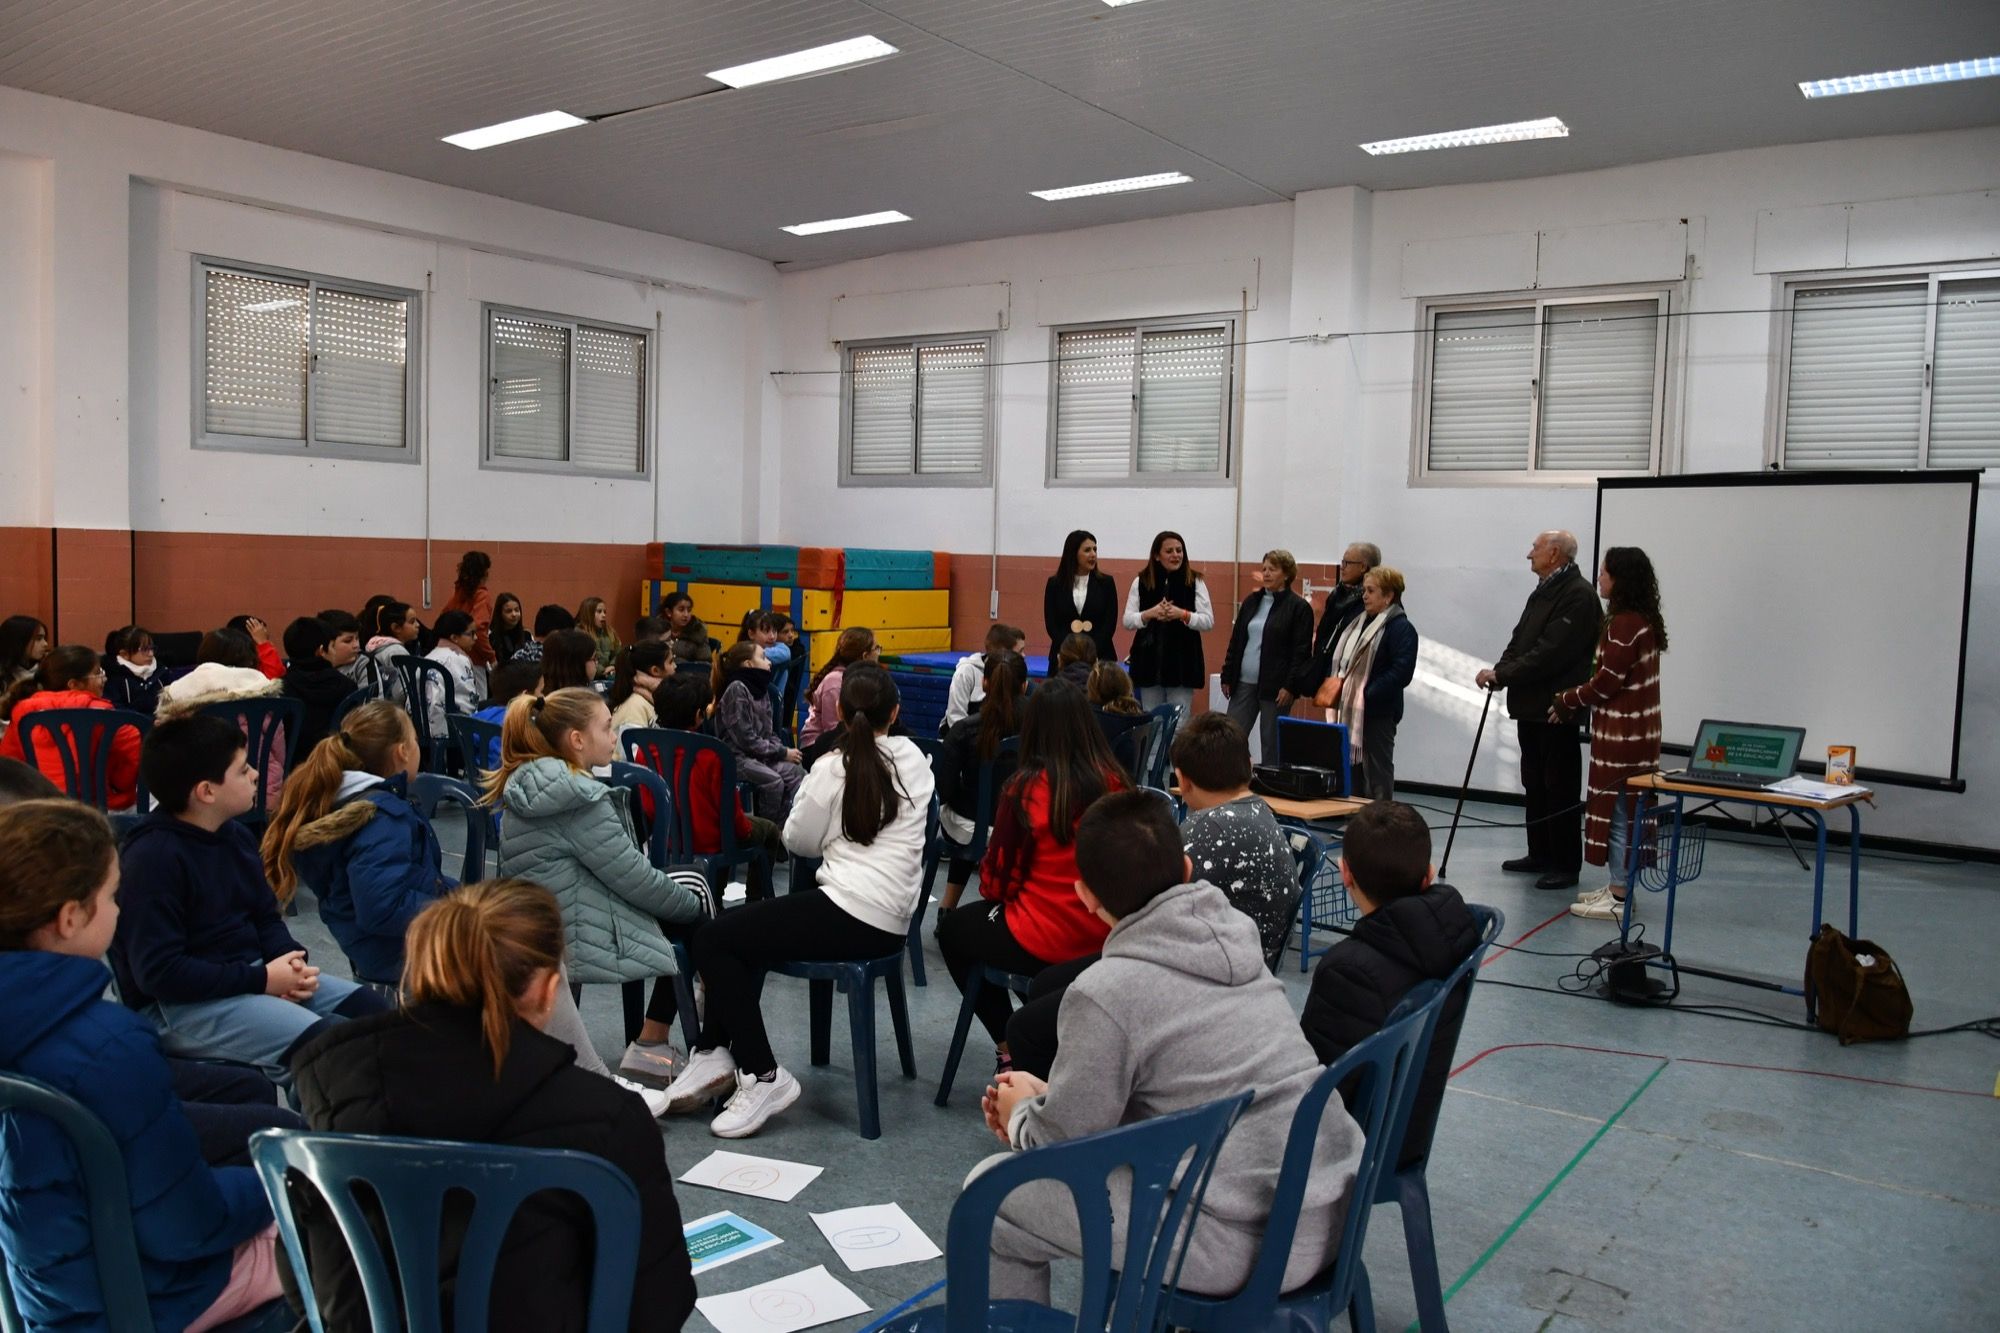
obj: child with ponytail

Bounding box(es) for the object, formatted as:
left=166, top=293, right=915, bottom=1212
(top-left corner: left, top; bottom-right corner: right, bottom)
left=710, top=640, right=803, bottom=821
left=260, top=702, right=453, bottom=986
left=663, top=664, right=933, bottom=1138
left=285, top=880, right=697, bottom=1333
left=487, top=687, right=708, bottom=1096
left=0, top=643, right=143, bottom=807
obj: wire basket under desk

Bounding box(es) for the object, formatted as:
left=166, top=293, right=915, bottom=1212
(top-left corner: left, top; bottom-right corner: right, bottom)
left=1630, top=799, right=1707, bottom=891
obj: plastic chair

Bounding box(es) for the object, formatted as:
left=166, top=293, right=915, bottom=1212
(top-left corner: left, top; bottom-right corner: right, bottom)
left=1285, top=827, right=1328, bottom=973
left=881, top=1092, right=1252, bottom=1333
left=934, top=963, right=1037, bottom=1108
left=1140, top=702, right=1182, bottom=790
left=410, top=773, right=489, bottom=884
left=592, top=762, right=703, bottom=1051
left=759, top=939, right=918, bottom=1140
left=619, top=728, right=769, bottom=899
left=1163, top=993, right=1439, bottom=1333
left=921, top=737, right=1018, bottom=907
left=0, top=1072, right=292, bottom=1333
left=903, top=794, right=945, bottom=985
left=1370, top=905, right=1504, bottom=1333
left=394, top=658, right=457, bottom=772
left=250, top=1129, right=641, bottom=1333
left=197, top=696, right=303, bottom=823
left=12, top=707, right=150, bottom=812
left=330, top=684, right=378, bottom=730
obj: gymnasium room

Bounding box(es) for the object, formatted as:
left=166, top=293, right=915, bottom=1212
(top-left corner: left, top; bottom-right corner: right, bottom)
left=0, top=2, right=1996, bottom=1330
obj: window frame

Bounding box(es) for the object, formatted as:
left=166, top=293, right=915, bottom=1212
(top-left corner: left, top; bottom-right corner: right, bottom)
left=1410, top=283, right=1677, bottom=487
left=192, top=256, right=423, bottom=464
left=837, top=331, right=997, bottom=488
left=1045, top=313, right=1238, bottom=488
left=479, top=303, right=654, bottom=481
left=1768, top=263, right=2000, bottom=472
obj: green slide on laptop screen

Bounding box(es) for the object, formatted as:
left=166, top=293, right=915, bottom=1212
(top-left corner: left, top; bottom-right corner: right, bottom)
left=1683, top=719, right=1807, bottom=789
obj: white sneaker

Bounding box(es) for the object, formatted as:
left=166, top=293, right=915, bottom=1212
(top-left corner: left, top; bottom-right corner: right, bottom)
left=619, top=1040, right=688, bottom=1085
left=662, top=1047, right=739, bottom=1112
left=611, top=1075, right=672, bottom=1119
left=709, top=1068, right=801, bottom=1139
left=1575, top=884, right=1615, bottom=905
left=1569, top=890, right=1626, bottom=921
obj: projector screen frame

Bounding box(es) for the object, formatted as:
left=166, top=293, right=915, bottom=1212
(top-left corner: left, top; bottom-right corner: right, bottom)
left=1593, top=469, right=1980, bottom=793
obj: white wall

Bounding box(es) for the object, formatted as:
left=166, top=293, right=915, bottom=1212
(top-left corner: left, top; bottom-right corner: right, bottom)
left=775, top=126, right=2000, bottom=850
left=0, top=84, right=778, bottom=545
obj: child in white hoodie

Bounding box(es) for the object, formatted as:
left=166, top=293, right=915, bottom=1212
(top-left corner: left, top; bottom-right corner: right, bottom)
left=664, top=664, right=934, bottom=1138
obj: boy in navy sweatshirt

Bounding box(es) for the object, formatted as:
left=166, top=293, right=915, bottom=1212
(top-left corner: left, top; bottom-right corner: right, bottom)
left=110, top=713, right=387, bottom=1081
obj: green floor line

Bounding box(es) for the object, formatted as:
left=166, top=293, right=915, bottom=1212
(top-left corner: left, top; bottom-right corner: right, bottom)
left=1404, top=1059, right=1670, bottom=1333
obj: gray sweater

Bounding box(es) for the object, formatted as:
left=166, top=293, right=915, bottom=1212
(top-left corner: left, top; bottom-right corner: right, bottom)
left=1010, top=880, right=1363, bottom=1289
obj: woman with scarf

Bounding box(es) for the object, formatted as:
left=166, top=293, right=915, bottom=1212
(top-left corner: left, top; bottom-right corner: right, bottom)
left=1317, top=566, right=1418, bottom=802
left=1122, top=530, right=1214, bottom=717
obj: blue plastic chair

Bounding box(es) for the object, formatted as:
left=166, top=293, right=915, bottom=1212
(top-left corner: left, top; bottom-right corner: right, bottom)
left=1140, top=702, right=1182, bottom=790
left=1369, top=905, right=1504, bottom=1333
left=12, top=707, right=150, bottom=812
left=198, top=696, right=303, bottom=824
left=394, top=658, right=457, bottom=772
left=757, top=920, right=918, bottom=1141
left=250, top=1128, right=641, bottom=1333
left=410, top=773, right=488, bottom=884
left=903, top=794, right=946, bottom=984
left=620, top=728, right=770, bottom=899
left=445, top=713, right=501, bottom=782
left=1163, top=993, right=1438, bottom=1333
left=881, top=1092, right=1252, bottom=1333
left=934, top=962, right=1037, bottom=1108
left=923, top=737, right=1018, bottom=902
left=329, top=684, right=378, bottom=731
left=592, top=762, right=703, bottom=1051
left=1285, top=827, right=1328, bottom=972
left=0, top=1072, right=291, bottom=1333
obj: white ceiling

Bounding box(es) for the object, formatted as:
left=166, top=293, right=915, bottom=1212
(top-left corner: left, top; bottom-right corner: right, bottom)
left=2, top=0, right=1997, bottom=266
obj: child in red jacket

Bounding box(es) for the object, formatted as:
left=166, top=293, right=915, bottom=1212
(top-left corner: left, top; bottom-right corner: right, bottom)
left=649, top=675, right=779, bottom=900
left=0, top=645, right=142, bottom=808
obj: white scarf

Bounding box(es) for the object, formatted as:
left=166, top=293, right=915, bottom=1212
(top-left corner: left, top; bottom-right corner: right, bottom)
left=1328, top=604, right=1403, bottom=756
left=119, top=656, right=157, bottom=680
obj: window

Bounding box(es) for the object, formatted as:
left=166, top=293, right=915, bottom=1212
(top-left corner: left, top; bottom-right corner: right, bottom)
left=1777, top=270, right=2000, bottom=470
left=840, top=334, right=994, bottom=485
left=1415, top=291, right=1670, bottom=482
left=1048, top=317, right=1234, bottom=484
left=483, top=306, right=649, bottom=477
left=197, top=261, right=419, bottom=459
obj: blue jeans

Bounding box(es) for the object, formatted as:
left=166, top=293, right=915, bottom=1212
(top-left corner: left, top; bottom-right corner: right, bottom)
left=152, top=975, right=379, bottom=1081
left=1609, top=797, right=1633, bottom=890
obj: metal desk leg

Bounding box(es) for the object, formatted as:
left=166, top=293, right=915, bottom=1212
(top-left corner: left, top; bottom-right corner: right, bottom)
left=1616, top=792, right=1639, bottom=944
left=1846, top=804, right=1862, bottom=936
left=1657, top=797, right=1686, bottom=957
left=1808, top=810, right=1828, bottom=938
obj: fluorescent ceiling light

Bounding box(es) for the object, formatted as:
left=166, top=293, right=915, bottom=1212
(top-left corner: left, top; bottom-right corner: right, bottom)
left=1101, top=1, right=1158, bottom=7
left=709, top=36, right=898, bottom=89
left=1031, top=171, right=1193, bottom=201
left=1359, top=116, right=1569, bottom=155
left=1799, top=55, right=2000, bottom=98
left=781, top=210, right=911, bottom=236
left=442, top=110, right=586, bottom=150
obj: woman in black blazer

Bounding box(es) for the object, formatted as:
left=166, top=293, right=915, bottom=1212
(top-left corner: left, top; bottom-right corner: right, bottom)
left=1042, top=529, right=1119, bottom=664
left=1219, top=548, right=1316, bottom=762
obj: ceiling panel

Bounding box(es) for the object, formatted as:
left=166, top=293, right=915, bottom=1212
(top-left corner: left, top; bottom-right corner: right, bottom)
left=1, top=0, right=1996, bottom=265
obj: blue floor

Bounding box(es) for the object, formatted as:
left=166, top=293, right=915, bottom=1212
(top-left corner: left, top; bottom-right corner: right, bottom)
left=286, top=797, right=2000, bottom=1331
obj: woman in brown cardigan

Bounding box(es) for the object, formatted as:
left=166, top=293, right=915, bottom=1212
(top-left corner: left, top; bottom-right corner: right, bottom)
left=1553, top=547, right=1667, bottom=921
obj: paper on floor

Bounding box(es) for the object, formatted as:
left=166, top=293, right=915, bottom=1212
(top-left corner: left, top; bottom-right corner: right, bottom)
left=682, top=1209, right=782, bottom=1275
left=694, top=1264, right=869, bottom=1333
left=681, top=1150, right=825, bottom=1202
left=808, top=1202, right=942, bottom=1272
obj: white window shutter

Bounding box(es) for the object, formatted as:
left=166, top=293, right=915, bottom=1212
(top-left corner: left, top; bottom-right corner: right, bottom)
left=573, top=325, right=646, bottom=472
left=312, top=288, right=408, bottom=449
left=1427, top=307, right=1533, bottom=471
left=1055, top=328, right=1137, bottom=478
left=1137, top=326, right=1228, bottom=474
left=1929, top=278, right=2000, bottom=469
left=490, top=314, right=569, bottom=462
left=1783, top=284, right=1927, bottom=470
left=1537, top=300, right=1659, bottom=472
left=204, top=269, right=308, bottom=440
left=850, top=345, right=916, bottom=475
left=915, top=341, right=987, bottom=475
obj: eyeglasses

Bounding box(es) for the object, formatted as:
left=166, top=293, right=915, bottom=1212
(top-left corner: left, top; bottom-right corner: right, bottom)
left=1340, top=559, right=1367, bottom=567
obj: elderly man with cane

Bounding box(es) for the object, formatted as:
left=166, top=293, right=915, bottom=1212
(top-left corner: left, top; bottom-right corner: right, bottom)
left=1475, top=530, right=1601, bottom=891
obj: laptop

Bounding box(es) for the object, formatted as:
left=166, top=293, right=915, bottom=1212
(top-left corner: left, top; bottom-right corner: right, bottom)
left=1671, top=719, right=1807, bottom=791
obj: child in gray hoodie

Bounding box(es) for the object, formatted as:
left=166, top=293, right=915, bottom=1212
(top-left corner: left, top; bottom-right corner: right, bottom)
left=980, top=791, right=1364, bottom=1303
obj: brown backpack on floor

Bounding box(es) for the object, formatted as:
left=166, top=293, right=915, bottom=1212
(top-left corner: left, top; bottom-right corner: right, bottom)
left=1805, top=925, right=1913, bottom=1045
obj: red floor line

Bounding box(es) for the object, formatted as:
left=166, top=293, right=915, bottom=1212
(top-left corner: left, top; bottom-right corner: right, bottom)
left=1480, top=908, right=1574, bottom=968
left=1450, top=1040, right=1666, bottom=1079
left=1448, top=1041, right=1993, bottom=1099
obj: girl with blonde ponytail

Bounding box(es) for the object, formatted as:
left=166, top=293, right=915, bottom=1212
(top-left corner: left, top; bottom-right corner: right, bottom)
left=285, top=879, right=699, bottom=1333
left=259, top=702, right=450, bottom=986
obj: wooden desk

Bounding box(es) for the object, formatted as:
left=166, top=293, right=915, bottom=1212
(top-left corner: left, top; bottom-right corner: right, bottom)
left=1259, top=793, right=1368, bottom=823
left=1628, top=771, right=1871, bottom=812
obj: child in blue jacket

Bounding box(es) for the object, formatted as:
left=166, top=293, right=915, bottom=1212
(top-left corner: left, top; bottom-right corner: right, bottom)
left=0, top=799, right=284, bottom=1333
left=261, top=700, right=455, bottom=986
left=109, top=715, right=389, bottom=1082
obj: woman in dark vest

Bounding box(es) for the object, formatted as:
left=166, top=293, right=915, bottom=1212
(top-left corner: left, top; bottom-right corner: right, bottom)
left=1121, top=530, right=1214, bottom=717
left=1041, top=529, right=1119, bottom=665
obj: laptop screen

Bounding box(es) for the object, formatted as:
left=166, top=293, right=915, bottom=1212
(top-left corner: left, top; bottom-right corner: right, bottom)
left=1276, top=718, right=1345, bottom=773
left=1686, top=719, right=1806, bottom=780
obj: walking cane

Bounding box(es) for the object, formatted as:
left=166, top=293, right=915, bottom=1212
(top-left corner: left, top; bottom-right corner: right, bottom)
left=1439, top=684, right=1496, bottom=878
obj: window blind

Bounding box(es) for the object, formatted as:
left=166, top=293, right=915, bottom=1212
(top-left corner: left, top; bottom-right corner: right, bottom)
left=204, top=269, right=308, bottom=440
left=1427, top=307, right=1533, bottom=471
left=1782, top=284, right=1927, bottom=470
left=915, top=341, right=988, bottom=475
left=1537, top=300, right=1659, bottom=472
left=573, top=325, right=646, bottom=472
left=1053, top=328, right=1138, bottom=478
left=489, top=314, right=570, bottom=462
left=1929, top=278, right=2000, bottom=469
left=1137, top=326, right=1228, bottom=474
left=849, top=345, right=916, bottom=475
left=312, top=287, right=408, bottom=449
